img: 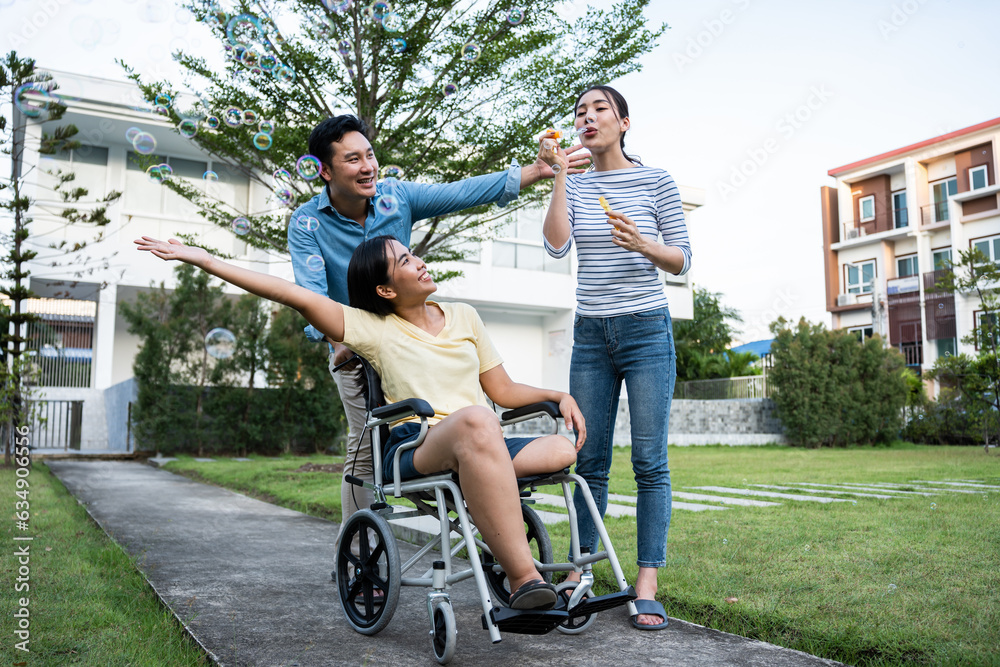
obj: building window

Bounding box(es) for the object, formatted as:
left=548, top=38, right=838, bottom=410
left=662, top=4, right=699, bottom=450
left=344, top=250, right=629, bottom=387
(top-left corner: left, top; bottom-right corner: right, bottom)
left=972, top=235, right=1000, bottom=265
left=849, top=325, right=874, bottom=343
left=37, top=145, right=109, bottom=200
left=845, top=260, right=875, bottom=295
left=935, top=337, right=956, bottom=358
left=974, top=311, right=1000, bottom=350
left=892, top=191, right=908, bottom=228
left=932, top=248, right=952, bottom=271
left=896, top=255, right=918, bottom=278
left=493, top=207, right=571, bottom=274
left=930, top=177, right=957, bottom=223
left=969, top=165, right=989, bottom=191
left=858, top=195, right=875, bottom=223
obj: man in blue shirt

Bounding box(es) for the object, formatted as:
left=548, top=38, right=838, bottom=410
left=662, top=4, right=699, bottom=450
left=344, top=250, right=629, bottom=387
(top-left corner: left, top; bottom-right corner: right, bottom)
left=288, top=115, right=586, bottom=537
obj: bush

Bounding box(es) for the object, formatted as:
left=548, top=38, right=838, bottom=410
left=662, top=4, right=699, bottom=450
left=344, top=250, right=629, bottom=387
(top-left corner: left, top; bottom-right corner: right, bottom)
left=902, top=353, right=999, bottom=446
left=769, top=318, right=908, bottom=446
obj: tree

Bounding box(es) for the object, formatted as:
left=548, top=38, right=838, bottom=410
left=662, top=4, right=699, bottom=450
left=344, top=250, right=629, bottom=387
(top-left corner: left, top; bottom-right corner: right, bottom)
left=673, top=286, right=744, bottom=381
left=768, top=317, right=908, bottom=447
left=1, top=53, right=121, bottom=465
left=936, top=247, right=1000, bottom=450
left=121, top=0, right=664, bottom=263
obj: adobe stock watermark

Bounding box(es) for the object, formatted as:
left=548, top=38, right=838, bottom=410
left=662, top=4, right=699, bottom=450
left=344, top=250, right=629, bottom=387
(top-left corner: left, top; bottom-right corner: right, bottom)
left=877, top=0, right=931, bottom=40
left=5, top=0, right=78, bottom=49
left=744, top=287, right=800, bottom=342
left=716, top=84, right=834, bottom=202
left=11, top=425, right=33, bottom=654
left=673, top=0, right=752, bottom=73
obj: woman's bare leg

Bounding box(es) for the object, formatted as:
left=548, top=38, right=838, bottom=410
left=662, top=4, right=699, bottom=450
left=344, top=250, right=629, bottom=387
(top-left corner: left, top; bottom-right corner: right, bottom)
left=510, top=435, right=577, bottom=478
left=411, top=406, right=542, bottom=592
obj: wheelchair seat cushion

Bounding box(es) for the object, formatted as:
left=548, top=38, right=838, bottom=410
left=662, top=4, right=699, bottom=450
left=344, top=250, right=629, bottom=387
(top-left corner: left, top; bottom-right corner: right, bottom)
left=382, top=421, right=538, bottom=483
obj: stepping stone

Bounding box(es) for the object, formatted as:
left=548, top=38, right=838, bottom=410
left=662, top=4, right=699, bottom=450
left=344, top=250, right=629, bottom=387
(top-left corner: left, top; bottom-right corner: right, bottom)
left=912, top=480, right=1000, bottom=490
left=673, top=491, right=780, bottom=507
left=530, top=492, right=726, bottom=514
left=792, top=482, right=937, bottom=497
left=194, top=458, right=216, bottom=463
left=689, top=486, right=850, bottom=503
left=862, top=482, right=983, bottom=495
left=751, top=484, right=897, bottom=499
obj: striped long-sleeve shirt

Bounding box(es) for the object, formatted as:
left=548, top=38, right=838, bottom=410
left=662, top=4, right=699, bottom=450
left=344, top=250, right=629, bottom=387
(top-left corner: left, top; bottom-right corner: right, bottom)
left=544, top=166, right=692, bottom=317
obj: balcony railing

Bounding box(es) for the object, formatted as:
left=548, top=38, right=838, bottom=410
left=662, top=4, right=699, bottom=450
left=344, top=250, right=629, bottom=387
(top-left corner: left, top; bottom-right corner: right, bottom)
left=892, top=207, right=909, bottom=228
left=674, top=375, right=771, bottom=400
left=898, top=342, right=923, bottom=367
left=921, top=202, right=949, bottom=226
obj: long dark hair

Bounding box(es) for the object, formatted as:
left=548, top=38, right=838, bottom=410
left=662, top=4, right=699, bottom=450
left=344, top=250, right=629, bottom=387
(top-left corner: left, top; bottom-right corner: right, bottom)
left=574, top=84, right=642, bottom=166
left=347, top=235, right=397, bottom=316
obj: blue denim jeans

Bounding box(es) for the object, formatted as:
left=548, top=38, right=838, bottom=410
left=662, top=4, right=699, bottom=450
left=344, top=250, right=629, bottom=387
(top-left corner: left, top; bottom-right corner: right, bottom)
left=570, top=308, right=675, bottom=568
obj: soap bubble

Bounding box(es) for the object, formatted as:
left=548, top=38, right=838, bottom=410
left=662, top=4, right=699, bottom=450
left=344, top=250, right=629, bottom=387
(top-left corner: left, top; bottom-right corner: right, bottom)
left=242, top=109, right=258, bottom=125
left=132, top=132, right=157, bottom=155
left=887, top=584, right=897, bottom=593
left=442, top=82, right=458, bottom=97
left=306, top=254, right=325, bottom=271
left=804, top=544, right=811, bottom=552
left=249, top=66, right=262, bottom=76
left=14, top=83, right=52, bottom=118
left=380, top=164, right=405, bottom=180
left=930, top=502, right=937, bottom=510
left=322, top=0, right=352, bottom=11
left=224, top=107, right=243, bottom=127
left=722, top=538, right=728, bottom=545
left=346, top=67, right=356, bottom=79
left=203, top=170, right=219, bottom=181
left=253, top=132, right=273, bottom=150
left=274, top=168, right=293, bottom=182
left=152, top=104, right=170, bottom=117
left=226, top=13, right=263, bottom=47
left=376, top=193, right=398, bottom=215
left=241, top=49, right=260, bottom=68
left=205, top=115, right=220, bottom=129
left=390, top=37, right=407, bottom=53
left=296, top=155, right=322, bottom=180
left=369, top=1, right=391, bottom=22
left=125, top=126, right=142, bottom=143
left=273, top=64, right=295, bottom=83
left=851, top=500, right=857, bottom=506
left=260, top=54, right=277, bottom=71
left=155, top=93, right=172, bottom=108
left=382, top=12, right=403, bottom=31
left=231, top=216, right=251, bottom=236
left=258, top=119, right=275, bottom=134
left=297, top=216, right=320, bottom=232
left=276, top=188, right=294, bottom=205
left=337, top=39, right=351, bottom=56
left=205, top=328, right=236, bottom=359
left=461, top=42, right=481, bottom=62
left=146, top=164, right=172, bottom=183
left=506, top=7, right=525, bottom=25
left=178, top=118, right=198, bottom=138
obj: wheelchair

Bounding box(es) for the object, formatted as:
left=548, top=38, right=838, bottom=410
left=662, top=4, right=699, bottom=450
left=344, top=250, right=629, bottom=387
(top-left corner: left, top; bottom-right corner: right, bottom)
left=334, top=359, right=637, bottom=664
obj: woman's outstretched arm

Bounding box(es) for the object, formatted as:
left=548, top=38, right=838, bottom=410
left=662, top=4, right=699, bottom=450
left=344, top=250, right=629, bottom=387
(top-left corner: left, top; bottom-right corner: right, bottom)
left=134, top=236, right=346, bottom=343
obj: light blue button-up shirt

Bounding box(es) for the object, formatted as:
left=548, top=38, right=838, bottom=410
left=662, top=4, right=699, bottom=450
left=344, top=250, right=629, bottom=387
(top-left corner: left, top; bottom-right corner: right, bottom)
left=288, top=162, right=522, bottom=342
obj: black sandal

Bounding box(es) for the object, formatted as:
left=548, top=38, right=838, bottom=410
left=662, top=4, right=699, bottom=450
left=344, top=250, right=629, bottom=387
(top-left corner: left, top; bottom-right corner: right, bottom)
left=509, top=579, right=557, bottom=610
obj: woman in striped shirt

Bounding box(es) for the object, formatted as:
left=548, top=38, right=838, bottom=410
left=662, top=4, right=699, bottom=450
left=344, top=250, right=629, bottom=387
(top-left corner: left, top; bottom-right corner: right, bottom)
left=540, top=85, right=692, bottom=630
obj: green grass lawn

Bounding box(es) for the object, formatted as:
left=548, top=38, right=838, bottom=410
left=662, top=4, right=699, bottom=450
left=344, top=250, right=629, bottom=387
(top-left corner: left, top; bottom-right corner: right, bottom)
left=0, top=463, right=208, bottom=666
left=164, top=445, right=1000, bottom=667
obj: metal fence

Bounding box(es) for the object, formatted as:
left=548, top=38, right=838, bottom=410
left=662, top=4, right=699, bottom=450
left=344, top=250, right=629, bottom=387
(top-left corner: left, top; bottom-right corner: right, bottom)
left=25, top=399, right=83, bottom=450
left=674, top=374, right=771, bottom=400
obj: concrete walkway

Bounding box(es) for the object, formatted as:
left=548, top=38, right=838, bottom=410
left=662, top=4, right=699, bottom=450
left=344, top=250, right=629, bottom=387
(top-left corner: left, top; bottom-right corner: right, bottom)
left=46, top=461, right=845, bottom=667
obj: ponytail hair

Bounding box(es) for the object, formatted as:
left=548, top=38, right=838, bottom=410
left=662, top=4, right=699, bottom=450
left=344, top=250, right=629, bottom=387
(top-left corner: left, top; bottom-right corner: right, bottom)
left=574, top=85, right=642, bottom=166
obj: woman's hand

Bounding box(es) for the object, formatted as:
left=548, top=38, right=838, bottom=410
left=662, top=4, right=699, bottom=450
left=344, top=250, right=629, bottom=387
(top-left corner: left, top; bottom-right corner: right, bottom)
left=534, top=131, right=591, bottom=178
left=558, top=393, right=587, bottom=450
left=605, top=210, right=648, bottom=255
left=134, top=236, right=212, bottom=267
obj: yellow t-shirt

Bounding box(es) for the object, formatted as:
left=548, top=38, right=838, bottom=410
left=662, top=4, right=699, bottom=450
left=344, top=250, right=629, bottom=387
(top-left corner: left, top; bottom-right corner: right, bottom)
left=341, top=301, right=503, bottom=424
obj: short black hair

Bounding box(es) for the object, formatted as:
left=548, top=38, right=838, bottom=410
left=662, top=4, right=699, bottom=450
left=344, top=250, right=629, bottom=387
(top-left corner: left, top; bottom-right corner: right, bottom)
left=308, top=115, right=371, bottom=183
left=348, top=235, right=397, bottom=317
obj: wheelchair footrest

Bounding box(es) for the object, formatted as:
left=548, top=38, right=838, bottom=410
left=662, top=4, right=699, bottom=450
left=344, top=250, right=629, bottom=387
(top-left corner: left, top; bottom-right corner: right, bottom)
left=567, top=586, right=637, bottom=619
left=482, top=606, right=569, bottom=635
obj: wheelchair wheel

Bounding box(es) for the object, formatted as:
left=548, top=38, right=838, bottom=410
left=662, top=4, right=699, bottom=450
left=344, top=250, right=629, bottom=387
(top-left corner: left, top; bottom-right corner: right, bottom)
left=555, top=580, right=596, bottom=634
left=336, top=509, right=400, bottom=635
left=430, top=600, right=457, bottom=664
left=482, top=503, right=553, bottom=606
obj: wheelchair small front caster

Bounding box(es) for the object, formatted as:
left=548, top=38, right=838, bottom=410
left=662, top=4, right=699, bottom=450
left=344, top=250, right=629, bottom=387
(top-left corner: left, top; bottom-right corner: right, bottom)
left=427, top=561, right=456, bottom=664
left=555, top=580, right=597, bottom=634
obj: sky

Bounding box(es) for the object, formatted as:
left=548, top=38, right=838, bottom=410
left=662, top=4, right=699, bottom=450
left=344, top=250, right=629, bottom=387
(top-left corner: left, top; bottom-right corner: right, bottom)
left=3, top=0, right=1000, bottom=343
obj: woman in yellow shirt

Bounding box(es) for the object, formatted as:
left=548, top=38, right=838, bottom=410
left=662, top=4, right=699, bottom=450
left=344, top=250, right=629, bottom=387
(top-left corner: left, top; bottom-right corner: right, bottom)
left=135, top=234, right=586, bottom=611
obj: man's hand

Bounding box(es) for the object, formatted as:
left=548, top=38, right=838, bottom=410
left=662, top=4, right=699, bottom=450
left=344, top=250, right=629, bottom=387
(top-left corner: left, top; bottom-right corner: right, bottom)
left=331, top=340, right=360, bottom=371
left=135, top=236, right=212, bottom=267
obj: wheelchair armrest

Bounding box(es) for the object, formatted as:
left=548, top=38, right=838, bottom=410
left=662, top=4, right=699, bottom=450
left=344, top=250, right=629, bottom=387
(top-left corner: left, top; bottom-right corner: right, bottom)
left=500, top=401, right=561, bottom=423
left=372, top=398, right=435, bottom=421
